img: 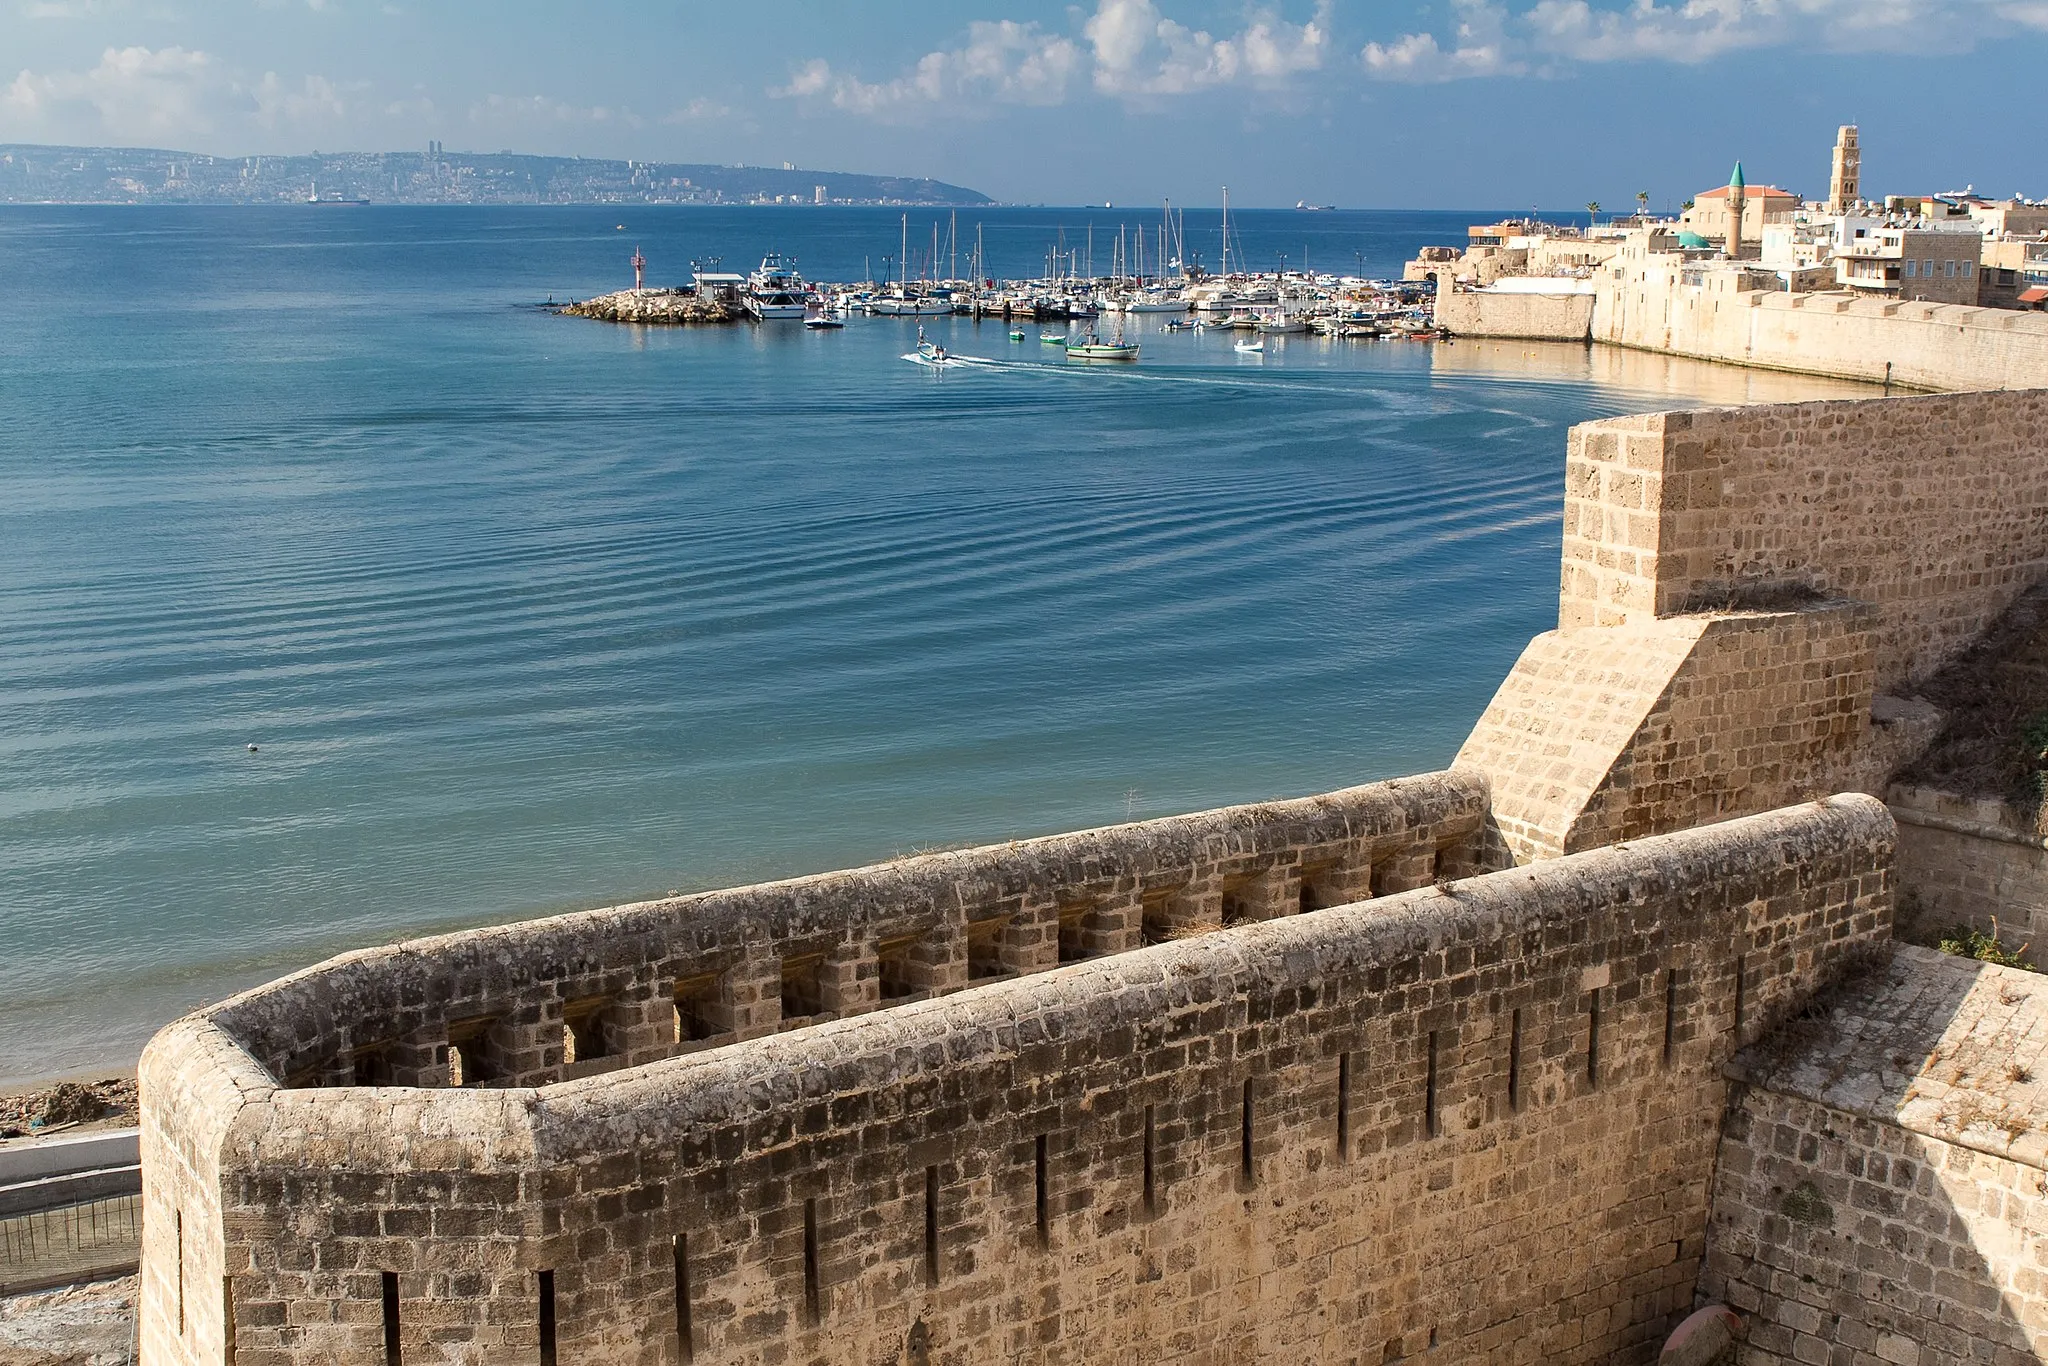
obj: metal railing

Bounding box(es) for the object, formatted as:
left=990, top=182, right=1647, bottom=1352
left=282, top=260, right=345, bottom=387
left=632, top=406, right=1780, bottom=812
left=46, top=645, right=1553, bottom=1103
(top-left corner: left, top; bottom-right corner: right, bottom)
left=0, top=1192, right=141, bottom=1294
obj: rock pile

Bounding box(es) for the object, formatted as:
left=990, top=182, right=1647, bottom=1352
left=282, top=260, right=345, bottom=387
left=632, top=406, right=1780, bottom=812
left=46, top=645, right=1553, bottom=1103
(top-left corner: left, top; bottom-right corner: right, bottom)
left=560, top=288, right=735, bottom=325
left=0, top=1077, right=137, bottom=1138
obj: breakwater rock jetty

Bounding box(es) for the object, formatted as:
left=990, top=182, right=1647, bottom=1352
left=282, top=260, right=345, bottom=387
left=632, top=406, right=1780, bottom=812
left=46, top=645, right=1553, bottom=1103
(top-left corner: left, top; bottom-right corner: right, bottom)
left=560, top=288, right=734, bottom=325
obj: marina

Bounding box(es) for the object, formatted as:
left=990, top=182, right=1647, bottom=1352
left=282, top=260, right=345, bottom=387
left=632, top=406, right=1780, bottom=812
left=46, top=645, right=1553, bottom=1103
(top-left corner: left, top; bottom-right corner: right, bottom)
left=556, top=201, right=1444, bottom=344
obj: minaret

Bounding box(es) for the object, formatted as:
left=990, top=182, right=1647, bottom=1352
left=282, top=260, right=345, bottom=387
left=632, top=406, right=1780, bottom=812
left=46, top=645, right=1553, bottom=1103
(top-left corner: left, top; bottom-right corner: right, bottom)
left=1829, top=126, right=1860, bottom=214
left=1726, top=161, right=1747, bottom=259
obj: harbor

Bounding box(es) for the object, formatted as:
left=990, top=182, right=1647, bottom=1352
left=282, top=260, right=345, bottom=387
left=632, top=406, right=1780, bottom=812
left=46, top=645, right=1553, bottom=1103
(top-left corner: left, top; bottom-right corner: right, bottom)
left=556, top=203, right=1443, bottom=350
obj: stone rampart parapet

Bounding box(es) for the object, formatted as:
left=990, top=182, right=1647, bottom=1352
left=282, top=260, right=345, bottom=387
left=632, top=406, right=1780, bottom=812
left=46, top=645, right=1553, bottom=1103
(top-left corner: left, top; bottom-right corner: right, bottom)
left=198, top=771, right=1488, bottom=1098
left=142, top=796, right=1894, bottom=1365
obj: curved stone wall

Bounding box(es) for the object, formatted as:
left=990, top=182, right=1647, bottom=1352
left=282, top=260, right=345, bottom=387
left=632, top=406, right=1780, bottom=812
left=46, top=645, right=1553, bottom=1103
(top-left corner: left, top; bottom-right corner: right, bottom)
left=201, top=771, right=1489, bottom=1094
left=139, top=792, right=1894, bottom=1366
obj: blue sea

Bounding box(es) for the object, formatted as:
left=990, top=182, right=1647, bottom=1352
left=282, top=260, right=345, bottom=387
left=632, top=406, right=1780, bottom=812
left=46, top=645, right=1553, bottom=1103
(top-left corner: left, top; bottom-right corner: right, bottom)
left=0, top=205, right=1875, bottom=1085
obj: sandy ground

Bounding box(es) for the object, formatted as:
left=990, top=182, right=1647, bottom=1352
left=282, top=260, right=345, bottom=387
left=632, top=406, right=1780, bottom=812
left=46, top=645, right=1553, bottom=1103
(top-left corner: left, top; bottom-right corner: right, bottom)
left=0, top=1080, right=138, bottom=1144
left=0, top=1276, right=134, bottom=1366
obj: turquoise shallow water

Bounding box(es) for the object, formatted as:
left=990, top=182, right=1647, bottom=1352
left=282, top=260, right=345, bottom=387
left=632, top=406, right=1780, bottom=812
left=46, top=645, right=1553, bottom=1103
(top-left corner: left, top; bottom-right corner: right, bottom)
left=0, top=206, right=1874, bottom=1084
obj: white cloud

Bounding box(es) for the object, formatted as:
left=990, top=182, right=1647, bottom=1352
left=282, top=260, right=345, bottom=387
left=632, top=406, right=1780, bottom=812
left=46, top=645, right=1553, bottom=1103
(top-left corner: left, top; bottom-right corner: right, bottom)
left=6, top=45, right=229, bottom=136
left=252, top=72, right=346, bottom=129
left=663, top=97, right=731, bottom=124
left=1, top=44, right=363, bottom=143
left=1361, top=0, right=2031, bottom=79
left=1522, top=0, right=1784, bottom=62
left=1086, top=0, right=1330, bottom=95
left=774, top=2, right=1326, bottom=117
left=467, top=93, right=643, bottom=129
left=1363, top=0, right=1519, bottom=80
left=774, top=20, right=1081, bottom=120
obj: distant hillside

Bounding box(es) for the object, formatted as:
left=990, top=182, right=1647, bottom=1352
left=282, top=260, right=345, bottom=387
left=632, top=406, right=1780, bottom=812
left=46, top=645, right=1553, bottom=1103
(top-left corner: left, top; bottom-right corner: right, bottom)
left=0, top=144, right=992, bottom=207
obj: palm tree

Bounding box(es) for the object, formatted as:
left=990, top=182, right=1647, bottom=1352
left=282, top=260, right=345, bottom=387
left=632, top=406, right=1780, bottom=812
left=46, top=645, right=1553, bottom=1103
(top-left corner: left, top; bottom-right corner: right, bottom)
left=1586, top=201, right=1601, bottom=228
left=1636, top=190, right=1650, bottom=222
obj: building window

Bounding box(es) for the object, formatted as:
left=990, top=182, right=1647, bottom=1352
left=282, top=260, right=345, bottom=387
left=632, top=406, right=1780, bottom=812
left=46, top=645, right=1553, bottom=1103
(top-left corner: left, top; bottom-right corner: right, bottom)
left=1963, top=262, right=1975, bottom=278
left=1945, top=260, right=1956, bottom=278
left=1904, top=260, right=1917, bottom=277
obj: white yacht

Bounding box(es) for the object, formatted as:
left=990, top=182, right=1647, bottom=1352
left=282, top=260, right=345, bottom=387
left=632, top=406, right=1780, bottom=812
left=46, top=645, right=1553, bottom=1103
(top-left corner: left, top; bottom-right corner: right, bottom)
left=744, top=253, right=811, bottom=320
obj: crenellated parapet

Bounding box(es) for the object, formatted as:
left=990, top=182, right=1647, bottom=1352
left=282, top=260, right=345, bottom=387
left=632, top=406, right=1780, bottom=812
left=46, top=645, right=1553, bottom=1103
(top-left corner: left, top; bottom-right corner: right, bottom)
left=141, top=796, right=1893, bottom=1366
left=199, top=771, right=1489, bottom=1098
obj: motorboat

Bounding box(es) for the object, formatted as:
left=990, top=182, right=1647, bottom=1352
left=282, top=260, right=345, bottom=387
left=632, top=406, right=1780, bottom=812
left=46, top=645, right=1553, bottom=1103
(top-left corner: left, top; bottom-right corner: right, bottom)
left=1040, top=332, right=1068, bottom=346
left=1234, top=337, right=1265, bottom=354
left=744, top=253, right=811, bottom=320
left=1009, top=329, right=1026, bottom=342
left=1120, top=290, right=1186, bottom=313
left=805, top=315, right=845, bottom=330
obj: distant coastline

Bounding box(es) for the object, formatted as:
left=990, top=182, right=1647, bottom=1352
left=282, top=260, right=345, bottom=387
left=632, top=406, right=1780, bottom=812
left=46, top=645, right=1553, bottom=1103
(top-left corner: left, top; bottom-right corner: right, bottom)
left=0, top=142, right=992, bottom=208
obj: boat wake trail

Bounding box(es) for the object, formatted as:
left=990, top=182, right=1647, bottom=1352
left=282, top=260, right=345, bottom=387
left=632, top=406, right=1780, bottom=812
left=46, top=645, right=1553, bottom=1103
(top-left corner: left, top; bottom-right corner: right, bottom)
left=900, top=352, right=1001, bottom=370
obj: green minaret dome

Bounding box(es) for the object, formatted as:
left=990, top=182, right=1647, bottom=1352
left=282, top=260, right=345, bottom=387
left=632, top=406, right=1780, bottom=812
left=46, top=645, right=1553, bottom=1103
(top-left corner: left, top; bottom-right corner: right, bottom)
left=1730, top=161, right=1746, bottom=190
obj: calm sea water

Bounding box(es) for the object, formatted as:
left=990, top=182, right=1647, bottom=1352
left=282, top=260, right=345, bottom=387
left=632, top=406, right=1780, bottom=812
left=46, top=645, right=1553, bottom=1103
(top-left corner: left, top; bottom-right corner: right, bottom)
left=0, top=206, right=1875, bottom=1084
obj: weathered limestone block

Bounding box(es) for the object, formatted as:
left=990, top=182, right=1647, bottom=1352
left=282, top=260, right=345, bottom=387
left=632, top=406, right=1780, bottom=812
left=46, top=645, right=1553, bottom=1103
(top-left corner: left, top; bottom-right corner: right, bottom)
left=1459, top=602, right=1880, bottom=862
left=1703, top=946, right=2048, bottom=1365
left=141, top=797, right=1893, bottom=1366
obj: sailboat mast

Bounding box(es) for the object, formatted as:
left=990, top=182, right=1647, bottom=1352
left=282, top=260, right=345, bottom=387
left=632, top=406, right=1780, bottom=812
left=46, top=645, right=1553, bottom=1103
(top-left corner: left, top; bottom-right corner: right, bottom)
left=899, top=213, right=908, bottom=290
left=949, top=211, right=958, bottom=282
left=1220, top=186, right=1230, bottom=277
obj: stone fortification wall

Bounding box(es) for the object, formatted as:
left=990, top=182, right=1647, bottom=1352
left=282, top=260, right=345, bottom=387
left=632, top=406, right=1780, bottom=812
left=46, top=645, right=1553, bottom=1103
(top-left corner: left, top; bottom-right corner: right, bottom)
left=1436, top=287, right=1595, bottom=342
left=1457, top=601, right=1884, bottom=861
left=1593, top=262, right=2048, bottom=391
left=142, top=796, right=1894, bottom=1366
left=1702, top=946, right=2048, bottom=1364
left=199, top=773, right=1487, bottom=1095
left=1889, top=786, right=2048, bottom=964
left=1456, top=387, right=2046, bottom=864
left=1559, top=390, right=2048, bottom=691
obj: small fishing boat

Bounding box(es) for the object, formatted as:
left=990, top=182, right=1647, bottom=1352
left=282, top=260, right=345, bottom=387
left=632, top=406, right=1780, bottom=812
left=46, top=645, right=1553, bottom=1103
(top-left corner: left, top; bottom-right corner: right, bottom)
left=1234, top=337, right=1265, bottom=354
left=805, top=315, right=845, bottom=330
left=1009, top=329, right=1026, bottom=342
left=1163, top=319, right=1194, bottom=332
left=1040, top=332, right=1068, bottom=346
left=1065, top=327, right=1139, bottom=361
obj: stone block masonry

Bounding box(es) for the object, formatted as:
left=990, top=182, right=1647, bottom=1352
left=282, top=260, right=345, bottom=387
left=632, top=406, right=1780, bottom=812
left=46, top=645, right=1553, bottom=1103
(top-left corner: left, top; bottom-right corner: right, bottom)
left=1559, top=390, right=2048, bottom=692
left=1435, top=286, right=1595, bottom=342
left=1461, top=387, right=2045, bottom=866
left=1458, top=602, right=1878, bottom=862
left=141, top=796, right=1894, bottom=1366
left=1591, top=277, right=2048, bottom=393
left=1702, top=946, right=2048, bottom=1364
left=1889, top=785, right=2048, bottom=966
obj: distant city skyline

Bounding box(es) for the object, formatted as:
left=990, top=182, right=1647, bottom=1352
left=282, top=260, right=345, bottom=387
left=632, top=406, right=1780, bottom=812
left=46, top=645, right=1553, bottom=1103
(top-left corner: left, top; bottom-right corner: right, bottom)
left=1, top=1, right=2044, bottom=209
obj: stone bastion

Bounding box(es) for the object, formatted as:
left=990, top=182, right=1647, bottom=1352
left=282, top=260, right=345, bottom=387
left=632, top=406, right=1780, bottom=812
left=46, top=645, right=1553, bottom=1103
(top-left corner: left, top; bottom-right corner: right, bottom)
left=138, top=387, right=2048, bottom=1366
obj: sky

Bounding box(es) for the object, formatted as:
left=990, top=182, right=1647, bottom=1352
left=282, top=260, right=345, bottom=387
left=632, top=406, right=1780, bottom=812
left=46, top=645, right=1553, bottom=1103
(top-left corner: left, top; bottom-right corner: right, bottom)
left=2, top=1, right=2045, bottom=208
